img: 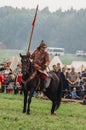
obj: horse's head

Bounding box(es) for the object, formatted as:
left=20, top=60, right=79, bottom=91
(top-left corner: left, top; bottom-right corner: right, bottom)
left=20, top=53, right=31, bottom=76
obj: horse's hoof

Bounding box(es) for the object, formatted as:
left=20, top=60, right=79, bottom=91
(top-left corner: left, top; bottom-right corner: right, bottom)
left=27, top=111, right=30, bottom=115
left=51, top=112, right=56, bottom=115
left=23, top=110, right=26, bottom=113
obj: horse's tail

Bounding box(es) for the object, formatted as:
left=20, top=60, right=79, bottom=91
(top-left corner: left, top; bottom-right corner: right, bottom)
left=55, top=76, right=63, bottom=110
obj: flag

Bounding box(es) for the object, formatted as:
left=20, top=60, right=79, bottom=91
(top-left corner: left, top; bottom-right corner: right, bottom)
left=32, top=5, right=38, bottom=27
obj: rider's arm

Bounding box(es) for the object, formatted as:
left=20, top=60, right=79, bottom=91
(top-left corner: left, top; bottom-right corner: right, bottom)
left=44, top=52, right=50, bottom=67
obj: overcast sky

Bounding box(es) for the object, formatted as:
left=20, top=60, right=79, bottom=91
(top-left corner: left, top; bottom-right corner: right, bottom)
left=0, top=0, right=86, bottom=12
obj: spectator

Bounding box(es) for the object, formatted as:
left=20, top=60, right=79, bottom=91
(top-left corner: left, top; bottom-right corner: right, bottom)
left=0, top=71, right=5, bottom=93
left=66, top=68, right=71, bottom=77
left=81, top=68, right=86, bottom=82
left=52, top=65, right=58, bottom=74
left=60, top=67, right=69, bottom=97
left=76, top=72, right=84, bottom=99
left=15, top=69, right=22, bottom=94
left=0, top=62, right=7, bottom=71
left=56, top=63, right=61, bottom=75
left=71, top=87, right=80, bottom=100
left=0, top=71, right=3, bottom=92
left=66, top=67, right=78, bottom=91
left=14, top=63, right=22, bottom=75
left=81, top=69, right=86, bottom=95
left=6, top=72, right=15, bottom=94
left=4, top=66, right=12, bottom=93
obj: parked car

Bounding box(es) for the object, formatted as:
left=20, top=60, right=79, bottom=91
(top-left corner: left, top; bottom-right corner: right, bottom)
left=76, top=50, right=84, bottom=56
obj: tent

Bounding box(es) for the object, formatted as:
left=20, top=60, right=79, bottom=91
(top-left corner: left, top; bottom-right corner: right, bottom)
left=9, top=56, right=21, bottom=71
left=49, top=55, right=63, bottom=70
left=71, top=61, right=86, bottom=72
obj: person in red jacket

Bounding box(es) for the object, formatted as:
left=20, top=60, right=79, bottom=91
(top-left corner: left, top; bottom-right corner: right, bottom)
left=15, top=70, right=22, bottom=94
left=0, top=71, right=5, bottom=92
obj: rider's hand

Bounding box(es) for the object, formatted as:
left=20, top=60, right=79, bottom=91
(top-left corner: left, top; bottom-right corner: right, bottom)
left=41, top=65, right=46, bottom=70
left=34, top=64, right=41, bottom=70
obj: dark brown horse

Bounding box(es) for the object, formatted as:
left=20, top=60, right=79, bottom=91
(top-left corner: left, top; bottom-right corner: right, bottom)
left=20, top=54, right=62, bottom=115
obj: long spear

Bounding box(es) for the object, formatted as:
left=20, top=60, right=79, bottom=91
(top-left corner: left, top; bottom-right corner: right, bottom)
left=27, top=5, right=39, bottom=52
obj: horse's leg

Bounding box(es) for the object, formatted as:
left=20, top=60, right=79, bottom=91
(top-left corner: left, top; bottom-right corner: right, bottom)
left=51, top=100, right=57, bottom=115
left=23, top=90, right=28, bottom=113
left=27, top=88, right=34, bottom=114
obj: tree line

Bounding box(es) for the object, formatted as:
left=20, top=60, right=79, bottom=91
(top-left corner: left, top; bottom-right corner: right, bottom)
left=0, top=6, right=86, bottom=53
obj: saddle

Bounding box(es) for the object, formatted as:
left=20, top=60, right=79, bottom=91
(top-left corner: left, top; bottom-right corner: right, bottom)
left=49, top=71, right=60, bottom=81
left=34, top=72, right=50, bottom=90
left=27, top=70, right=60, bottom=90
left=44, top=71, right=60, bottom=88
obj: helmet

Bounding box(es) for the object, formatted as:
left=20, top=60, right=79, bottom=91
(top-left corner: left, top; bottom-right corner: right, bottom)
left=39, top=40, right=47, bottom=48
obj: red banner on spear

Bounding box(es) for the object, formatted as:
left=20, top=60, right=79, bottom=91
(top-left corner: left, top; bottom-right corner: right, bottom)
left=27, top=5, right=39, bottom=52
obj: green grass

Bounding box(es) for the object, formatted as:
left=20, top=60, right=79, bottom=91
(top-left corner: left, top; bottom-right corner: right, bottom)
left=0, top=93, right=86, bottom=130
left=60, top=54, right=86, bottom=64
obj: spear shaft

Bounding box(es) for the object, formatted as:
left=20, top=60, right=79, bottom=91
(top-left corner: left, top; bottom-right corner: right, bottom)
left=27, top=5, right=38, bottom=52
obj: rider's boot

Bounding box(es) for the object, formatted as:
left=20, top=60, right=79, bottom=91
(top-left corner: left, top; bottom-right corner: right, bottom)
left=40, top=79, right=46, bottom=92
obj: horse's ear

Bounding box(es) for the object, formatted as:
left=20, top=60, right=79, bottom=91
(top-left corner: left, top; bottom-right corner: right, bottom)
left=20, top=53, right=22, bottom=58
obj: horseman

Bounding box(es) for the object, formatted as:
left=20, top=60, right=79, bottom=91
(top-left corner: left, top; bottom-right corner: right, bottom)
left=26, top=40, right=50, bottom=91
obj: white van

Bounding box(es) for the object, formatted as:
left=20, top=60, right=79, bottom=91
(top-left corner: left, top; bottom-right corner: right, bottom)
left=76, top=50, right=84, bottom=56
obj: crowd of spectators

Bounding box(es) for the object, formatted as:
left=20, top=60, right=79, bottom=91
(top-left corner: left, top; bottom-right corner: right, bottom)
left=0, top=62, right=22, bottom=94
left=52, top=63, right=86, bottom=100
left=0, top=61, right=86, bottom=101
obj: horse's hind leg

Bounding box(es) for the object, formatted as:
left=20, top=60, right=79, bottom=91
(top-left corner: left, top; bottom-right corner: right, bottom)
left=23, top=91, right=28, bottom=113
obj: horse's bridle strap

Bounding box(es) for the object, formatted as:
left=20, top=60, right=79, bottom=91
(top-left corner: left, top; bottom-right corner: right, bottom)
left=22, top=71, right=37, bottom=84
left=28, top=71, right=37, bottom=81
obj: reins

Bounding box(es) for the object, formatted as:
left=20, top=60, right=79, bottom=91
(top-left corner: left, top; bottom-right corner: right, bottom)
left=22, top=71, right=37, bottom=85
